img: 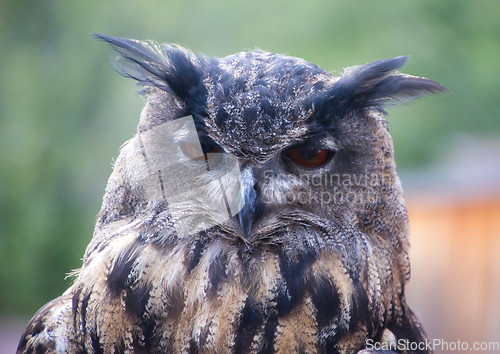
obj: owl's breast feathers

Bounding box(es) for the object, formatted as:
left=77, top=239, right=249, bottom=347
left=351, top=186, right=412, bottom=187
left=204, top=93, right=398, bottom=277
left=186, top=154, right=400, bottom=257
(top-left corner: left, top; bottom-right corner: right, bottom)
left=19, top=225, right=427, bottom=353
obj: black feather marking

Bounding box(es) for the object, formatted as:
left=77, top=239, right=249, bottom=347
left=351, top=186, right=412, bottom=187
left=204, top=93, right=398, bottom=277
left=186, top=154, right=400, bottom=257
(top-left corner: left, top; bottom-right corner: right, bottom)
left=319, top=335, right=338, bottom=354
left=313, top=81, right=326, bottom=91
left=72, top=285, right=82, bottom=328
left=205, top=252, right=228, bottom=298
left=34, top=342, right=49, bottom=353
left=184, top=234, right=207, bottom=274
left=79, top=291, right=91, bottom=339
left=350, top=280, right=370, bottom=331
left=124, top=283, right=152, bottom=319
left=273, top=280, right=292, bottom=315
left=90, top=329, right=104, bottom=354
left=259, top=316, right=278, bottom=354
left=243, top=105, right=259, bottom=125
left=234, top=76, right=247, bottom=90
left=275, top=250, right=316, bottom=315
left=106, top=244, right=139, bottom=295
left=34, top=343, right=44, bottom=354
left=215, top=105, right=229, bottom=126
left=140, top=316, right=158, bottom=352
left=188, top=338, right=199, bottom=354
left=310, top=276, right=341, bottom=327
left=105, top=241, right=154, bottom=322
left=260, top=98, right=276, bottom=119
left=28, top=319, right=45, bottom=337
left=234, top=297, right=264, bottom=353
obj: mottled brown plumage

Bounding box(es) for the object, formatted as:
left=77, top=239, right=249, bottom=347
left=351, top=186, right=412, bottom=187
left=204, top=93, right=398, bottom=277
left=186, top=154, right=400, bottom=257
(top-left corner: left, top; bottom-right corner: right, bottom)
left=18, top=35, right=444, bottom=353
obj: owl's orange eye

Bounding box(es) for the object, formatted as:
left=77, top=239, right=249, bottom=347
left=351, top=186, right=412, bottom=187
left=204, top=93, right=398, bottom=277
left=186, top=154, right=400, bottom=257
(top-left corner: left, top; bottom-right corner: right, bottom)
left=181, top=141, right=221, bottom=161
left=286, top=147, right=333, bottom=168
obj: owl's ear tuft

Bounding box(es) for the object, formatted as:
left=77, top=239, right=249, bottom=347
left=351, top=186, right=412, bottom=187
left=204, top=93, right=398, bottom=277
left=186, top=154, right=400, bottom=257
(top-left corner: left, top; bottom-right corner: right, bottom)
left=327, top=56, right=446, bottom=115
left=94, top=34, right=207, bottom=115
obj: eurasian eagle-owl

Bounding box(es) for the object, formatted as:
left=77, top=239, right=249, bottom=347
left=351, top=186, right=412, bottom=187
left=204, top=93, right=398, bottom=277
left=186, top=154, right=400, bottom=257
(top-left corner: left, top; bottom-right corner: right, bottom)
left=18, top=35, right=444, bottom=353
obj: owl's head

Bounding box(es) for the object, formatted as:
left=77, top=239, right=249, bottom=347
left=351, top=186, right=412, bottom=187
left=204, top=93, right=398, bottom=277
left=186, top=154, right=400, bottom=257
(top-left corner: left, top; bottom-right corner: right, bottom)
left=94, top=34, right=443, bottom=245
left=92, top=35, right=443, bottom=277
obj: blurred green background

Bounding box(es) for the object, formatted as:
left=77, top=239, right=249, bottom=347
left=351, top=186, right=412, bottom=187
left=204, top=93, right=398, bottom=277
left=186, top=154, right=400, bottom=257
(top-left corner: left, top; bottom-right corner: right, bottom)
left=0, top=0, right=498, bottom=327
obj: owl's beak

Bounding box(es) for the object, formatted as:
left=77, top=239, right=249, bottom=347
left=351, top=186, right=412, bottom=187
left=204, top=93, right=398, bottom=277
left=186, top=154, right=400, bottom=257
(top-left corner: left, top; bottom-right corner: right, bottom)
left=237, top=167, right=257, bottom=239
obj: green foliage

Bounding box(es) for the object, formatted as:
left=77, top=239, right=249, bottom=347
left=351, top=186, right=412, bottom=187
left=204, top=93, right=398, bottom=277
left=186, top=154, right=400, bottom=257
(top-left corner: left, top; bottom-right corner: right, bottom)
left=0, top=0, right=498, bottom=316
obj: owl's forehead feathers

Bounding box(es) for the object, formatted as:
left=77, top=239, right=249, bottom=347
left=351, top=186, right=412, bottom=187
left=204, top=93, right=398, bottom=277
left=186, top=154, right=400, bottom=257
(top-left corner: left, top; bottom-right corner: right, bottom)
left=203, top=51, right=337, bottom=156
left=95, top=34, right=445, bottom=157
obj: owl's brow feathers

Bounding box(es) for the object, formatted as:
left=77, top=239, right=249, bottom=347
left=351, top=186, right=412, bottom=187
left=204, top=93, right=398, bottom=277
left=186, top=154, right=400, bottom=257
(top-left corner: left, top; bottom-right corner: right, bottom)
left=96, top=34, right=444, bottom=134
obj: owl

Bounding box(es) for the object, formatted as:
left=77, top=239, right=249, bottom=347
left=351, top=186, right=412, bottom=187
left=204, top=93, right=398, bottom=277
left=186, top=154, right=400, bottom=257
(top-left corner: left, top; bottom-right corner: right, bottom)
left=18, top=35, right=444, bottom=353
